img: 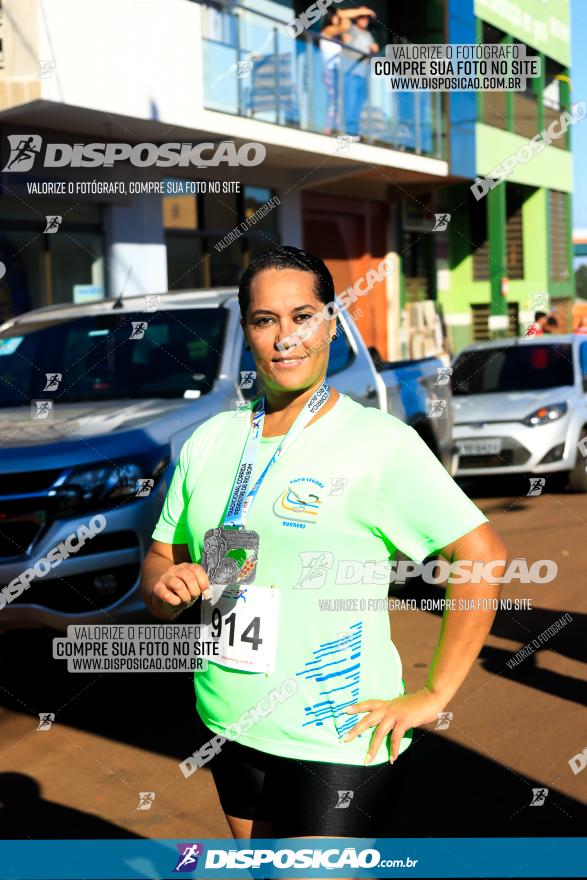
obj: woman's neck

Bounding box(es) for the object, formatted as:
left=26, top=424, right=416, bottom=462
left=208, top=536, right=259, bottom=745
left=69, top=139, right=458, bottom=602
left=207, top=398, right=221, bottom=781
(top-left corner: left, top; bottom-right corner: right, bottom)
left=262, top=380, right=339, bottom=437
left=264, top=379, right=324, bottom=415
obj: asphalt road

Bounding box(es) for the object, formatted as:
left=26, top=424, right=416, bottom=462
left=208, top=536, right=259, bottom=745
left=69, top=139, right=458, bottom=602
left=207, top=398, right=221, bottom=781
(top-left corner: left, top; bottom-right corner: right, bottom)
left=0, top=477, right=586, bottom=849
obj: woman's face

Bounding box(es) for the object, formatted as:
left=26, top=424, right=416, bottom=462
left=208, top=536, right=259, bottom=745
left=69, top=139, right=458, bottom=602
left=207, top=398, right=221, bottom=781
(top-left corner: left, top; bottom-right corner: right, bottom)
left=241, top=267, right=334, bottom=394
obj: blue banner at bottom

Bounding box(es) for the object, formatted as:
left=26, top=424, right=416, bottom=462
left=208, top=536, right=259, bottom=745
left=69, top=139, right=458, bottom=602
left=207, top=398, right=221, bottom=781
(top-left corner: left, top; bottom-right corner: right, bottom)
left=0, top=838, right=585, bottom=879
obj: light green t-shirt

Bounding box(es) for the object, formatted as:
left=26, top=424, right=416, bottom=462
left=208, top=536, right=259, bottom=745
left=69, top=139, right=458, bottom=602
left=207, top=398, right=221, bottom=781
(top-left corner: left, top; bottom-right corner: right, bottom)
left=151, top=394, right=488, bottom=765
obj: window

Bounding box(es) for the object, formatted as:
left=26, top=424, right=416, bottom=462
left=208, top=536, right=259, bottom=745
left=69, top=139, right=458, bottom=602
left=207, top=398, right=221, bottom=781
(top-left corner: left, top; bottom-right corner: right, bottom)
left=580, top=342, right=587, bottom=376
left=471, top=303, right=490, bottom=341
left=163, top=182, right=279, bottom=290
left=0, top=231, right=43, bottom=321
left=166, top=237, right=205, bottom=289
left=244, top=187, right=279, bottom=236
left=0, top=198, right=104, bottom=319
left=49, top=232, right=105, bottom=305
left=544, top=58, right=568, bottom=149
left=246, top=237, right=277, bottom=264
left=544, top=58, right=562, bottom=109
left=163, top=191, right=199, bottom=230
left=402, top=231, right=432, bottom=300
left=506, top=184, right=526, bottom=280
left=549, top=190, right=569, bottom=281
left=507, top=302, right=519, bottom=336
left=203, top=192, right=238, bottom=231
left=513, top=46, right=539, bottom=139
left=470, top=193, right=490, bottom=281
left=208, top=237, right=245, bottom=287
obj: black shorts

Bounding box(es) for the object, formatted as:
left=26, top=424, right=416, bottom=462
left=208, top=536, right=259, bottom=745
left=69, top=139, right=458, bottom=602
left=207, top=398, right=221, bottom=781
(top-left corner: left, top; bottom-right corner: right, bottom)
left=193, top=710, right=413, bottom=837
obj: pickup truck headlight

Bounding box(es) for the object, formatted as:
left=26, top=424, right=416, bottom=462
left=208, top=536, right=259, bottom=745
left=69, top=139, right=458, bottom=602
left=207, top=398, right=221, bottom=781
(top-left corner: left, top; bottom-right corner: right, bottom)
left=522, top=403, right=567, bottom=427
left=49, top=452, right=169, bottom=516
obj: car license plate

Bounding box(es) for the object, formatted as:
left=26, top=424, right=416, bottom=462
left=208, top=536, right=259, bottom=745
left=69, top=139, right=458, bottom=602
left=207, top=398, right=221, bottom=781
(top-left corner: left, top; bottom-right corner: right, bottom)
left=457, top=438, right=502, bottom=456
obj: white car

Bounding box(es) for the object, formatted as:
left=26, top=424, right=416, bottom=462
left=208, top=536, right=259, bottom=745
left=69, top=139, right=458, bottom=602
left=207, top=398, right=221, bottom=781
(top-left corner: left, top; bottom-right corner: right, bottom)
left=451, top=333, right=587, bottom=491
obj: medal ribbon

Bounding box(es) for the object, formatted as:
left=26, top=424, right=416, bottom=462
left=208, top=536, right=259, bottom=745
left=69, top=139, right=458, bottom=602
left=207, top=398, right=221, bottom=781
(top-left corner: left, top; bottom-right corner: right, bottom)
left=223, top=380, right=330, bottom=529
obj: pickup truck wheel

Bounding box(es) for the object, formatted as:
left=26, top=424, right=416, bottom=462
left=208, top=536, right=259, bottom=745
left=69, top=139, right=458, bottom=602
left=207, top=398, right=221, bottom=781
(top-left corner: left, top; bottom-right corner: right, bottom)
left=569, top=430, right=587, bottom=492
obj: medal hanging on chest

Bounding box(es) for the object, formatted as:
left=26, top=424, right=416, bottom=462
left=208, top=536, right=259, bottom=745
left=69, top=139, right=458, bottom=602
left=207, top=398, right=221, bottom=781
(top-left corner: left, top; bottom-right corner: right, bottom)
left=201, top=526, right=259, bottom=585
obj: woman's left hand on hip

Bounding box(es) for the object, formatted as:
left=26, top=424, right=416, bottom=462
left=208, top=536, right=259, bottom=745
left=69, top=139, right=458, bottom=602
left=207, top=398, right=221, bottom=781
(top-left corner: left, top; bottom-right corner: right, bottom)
left=341, top=687, right=445, bottom=764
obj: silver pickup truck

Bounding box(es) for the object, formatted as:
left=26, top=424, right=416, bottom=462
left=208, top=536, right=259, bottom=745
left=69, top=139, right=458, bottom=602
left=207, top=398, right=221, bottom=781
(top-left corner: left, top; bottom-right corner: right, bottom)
left=0, top=289, right=453, bottom=630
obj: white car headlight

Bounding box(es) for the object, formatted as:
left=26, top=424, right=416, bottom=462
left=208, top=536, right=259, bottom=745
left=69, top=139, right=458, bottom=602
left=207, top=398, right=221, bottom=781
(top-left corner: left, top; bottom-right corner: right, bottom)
left=522, top=403, right=567, bottom=427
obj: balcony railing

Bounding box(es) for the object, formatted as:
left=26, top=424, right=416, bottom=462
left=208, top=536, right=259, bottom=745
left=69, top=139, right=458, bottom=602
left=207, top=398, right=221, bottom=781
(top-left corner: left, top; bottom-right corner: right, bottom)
left=201, top=4, right=445, bottom=159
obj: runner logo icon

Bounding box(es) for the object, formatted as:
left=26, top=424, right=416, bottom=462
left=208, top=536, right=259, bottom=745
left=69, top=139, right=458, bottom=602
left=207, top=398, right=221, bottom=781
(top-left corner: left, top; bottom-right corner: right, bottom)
left=174, top=843, right=204, bottom=872
left=294, top=551, right=334, bottom=589
left=335, top=790, right=354, bottom=809
left=3, top=135, right=42, bottom=172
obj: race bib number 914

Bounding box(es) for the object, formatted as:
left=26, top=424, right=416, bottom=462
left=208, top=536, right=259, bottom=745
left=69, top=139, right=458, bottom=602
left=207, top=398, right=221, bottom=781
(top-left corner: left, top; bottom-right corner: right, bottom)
left=200, top=584, right=279, bottom=674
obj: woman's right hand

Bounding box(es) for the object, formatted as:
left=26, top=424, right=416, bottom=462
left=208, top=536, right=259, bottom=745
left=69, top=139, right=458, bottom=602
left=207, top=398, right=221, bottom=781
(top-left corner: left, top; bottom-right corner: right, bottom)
left=151, top=562, right=211, bottom=616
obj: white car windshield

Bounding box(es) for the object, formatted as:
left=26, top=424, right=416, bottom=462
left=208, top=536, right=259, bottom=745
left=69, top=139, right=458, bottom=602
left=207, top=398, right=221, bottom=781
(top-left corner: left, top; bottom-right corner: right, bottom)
left=452, top=344, right=574, bottom=394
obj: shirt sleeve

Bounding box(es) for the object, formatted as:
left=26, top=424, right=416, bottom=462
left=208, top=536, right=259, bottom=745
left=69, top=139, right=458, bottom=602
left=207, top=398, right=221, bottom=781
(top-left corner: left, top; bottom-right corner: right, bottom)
left=375, top=424, right=489, bottom=563
left=151, top=435, right=192, bottom=545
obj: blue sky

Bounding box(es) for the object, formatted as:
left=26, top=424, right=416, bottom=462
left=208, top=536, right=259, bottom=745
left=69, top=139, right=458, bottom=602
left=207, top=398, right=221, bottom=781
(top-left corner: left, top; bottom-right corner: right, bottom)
left=571, top=0, right=586, bottom=229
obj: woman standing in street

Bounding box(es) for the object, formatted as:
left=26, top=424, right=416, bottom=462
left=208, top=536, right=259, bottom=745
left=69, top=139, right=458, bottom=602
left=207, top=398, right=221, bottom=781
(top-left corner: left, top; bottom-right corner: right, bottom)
left=140, top=246, right=507, bottom=840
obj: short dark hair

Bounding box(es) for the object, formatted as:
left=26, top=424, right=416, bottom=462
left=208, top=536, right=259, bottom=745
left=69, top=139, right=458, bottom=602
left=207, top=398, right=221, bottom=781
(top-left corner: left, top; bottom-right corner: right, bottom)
left=534, top=311, right=547, bottom=321
left=238, top=246, right=335, bottom=318
left=323, top=10, right=340, bottom=27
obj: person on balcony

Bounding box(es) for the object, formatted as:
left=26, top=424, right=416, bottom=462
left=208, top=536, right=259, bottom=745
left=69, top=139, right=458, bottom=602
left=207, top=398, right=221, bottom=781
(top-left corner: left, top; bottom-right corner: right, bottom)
left=341, top=9, right=379, bottom=139
left=319, top=7, right=374, bottom=136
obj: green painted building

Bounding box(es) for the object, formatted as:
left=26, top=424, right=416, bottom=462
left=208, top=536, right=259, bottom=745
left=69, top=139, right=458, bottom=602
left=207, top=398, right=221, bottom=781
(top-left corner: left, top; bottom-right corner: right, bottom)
left=440, top=0, right=574, bottom=352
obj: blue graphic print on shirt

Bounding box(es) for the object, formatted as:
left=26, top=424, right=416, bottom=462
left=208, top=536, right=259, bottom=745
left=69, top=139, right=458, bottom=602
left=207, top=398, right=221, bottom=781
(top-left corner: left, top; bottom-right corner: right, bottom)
left=296, top=621, right=362, bottom=737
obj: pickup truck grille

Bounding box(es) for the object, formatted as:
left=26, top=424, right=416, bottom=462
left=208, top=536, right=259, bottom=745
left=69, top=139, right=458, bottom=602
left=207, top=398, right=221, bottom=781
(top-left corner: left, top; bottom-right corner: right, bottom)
left=0, top=519, right=44, bottom=558
left=0, top=469, right=62, bottom=494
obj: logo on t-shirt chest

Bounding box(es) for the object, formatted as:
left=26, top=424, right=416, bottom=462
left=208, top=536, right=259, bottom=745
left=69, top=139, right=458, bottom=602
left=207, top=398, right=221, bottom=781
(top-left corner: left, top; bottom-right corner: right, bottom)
left=273, top=476, right=325, bottom=528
